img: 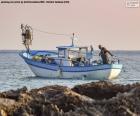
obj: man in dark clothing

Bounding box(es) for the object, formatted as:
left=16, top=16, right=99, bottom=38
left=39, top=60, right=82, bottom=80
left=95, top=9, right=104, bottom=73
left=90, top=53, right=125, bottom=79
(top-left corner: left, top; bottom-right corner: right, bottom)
left=98, top=45, right=113, bottom=64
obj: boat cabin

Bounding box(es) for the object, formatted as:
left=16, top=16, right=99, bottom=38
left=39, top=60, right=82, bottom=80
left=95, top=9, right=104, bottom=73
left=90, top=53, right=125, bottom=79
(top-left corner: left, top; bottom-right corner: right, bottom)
left=57, top=45, right=88, bottom=59
left=56, top=45, right=93, bottom=66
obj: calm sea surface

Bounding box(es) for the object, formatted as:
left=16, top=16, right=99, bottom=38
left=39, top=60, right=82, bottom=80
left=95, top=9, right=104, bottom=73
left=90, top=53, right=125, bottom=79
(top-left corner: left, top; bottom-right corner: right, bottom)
left=0, top=50, right=140, bottom=91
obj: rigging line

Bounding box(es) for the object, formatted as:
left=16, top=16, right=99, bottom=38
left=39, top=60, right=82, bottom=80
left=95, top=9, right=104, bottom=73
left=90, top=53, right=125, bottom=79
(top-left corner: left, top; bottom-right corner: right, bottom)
left=32, top=27, right=72, bottom=37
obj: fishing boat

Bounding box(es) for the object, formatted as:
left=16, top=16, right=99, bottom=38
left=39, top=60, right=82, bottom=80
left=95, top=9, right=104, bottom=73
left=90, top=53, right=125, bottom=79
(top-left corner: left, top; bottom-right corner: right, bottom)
left=20, top=24, right=122, bottom=80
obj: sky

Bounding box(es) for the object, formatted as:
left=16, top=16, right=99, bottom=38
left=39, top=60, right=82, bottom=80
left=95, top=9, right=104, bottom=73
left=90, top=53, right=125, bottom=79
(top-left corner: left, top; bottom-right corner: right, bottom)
left=0, top=0, right=140, bottom=50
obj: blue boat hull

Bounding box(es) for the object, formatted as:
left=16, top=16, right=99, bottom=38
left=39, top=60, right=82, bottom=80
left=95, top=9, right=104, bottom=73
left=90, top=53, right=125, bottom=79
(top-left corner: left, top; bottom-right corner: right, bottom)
left=20, top=51, right=123, bottom=80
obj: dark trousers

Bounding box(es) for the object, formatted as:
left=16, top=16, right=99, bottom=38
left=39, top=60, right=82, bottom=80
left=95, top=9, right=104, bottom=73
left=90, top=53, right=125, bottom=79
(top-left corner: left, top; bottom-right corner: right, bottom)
left=101, top=54, right=109, bottom=64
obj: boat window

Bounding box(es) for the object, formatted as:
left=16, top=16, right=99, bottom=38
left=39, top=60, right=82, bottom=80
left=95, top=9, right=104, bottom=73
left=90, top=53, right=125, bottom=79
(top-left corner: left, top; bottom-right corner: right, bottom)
left=68, top=50, right=79, bottom=58
left=58, top=49, right=65, bottom=58
left=68, top=48, right=87, bottom=58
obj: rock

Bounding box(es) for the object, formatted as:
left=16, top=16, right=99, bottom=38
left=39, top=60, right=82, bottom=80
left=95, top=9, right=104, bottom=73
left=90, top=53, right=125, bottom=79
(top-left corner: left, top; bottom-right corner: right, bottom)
left=0, top=109, right=7, bottom=116
left=93, top=86, right=140, bottom=116
left=0, top=81, right=139, bottom=115
left=72, top=81, right=140, bottom=100
left=31, top=85, right=94, bottom=112
left=0, top=98, right=16, bottom=107
left=0, top=86, right=28, bottom=101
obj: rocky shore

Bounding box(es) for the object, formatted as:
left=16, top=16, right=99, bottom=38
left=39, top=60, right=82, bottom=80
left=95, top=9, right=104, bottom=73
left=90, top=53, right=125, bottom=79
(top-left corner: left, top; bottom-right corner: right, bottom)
left=0, top=81, right=140, bottom=116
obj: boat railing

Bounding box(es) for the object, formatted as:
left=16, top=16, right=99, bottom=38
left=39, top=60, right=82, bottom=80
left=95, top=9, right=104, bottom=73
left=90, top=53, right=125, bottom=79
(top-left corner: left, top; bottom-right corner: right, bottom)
left=54, top=58, right=91, bottom=67
left=111, top=56, right=120, bottom=64
left=32, top=55, right=91, bottom=67
left=31, top=53, right=120, bottom=67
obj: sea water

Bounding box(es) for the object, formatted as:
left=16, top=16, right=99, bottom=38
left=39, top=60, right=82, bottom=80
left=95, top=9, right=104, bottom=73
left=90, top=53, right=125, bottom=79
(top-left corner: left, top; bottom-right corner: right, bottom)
left=0, top=50, right=140, bottom=92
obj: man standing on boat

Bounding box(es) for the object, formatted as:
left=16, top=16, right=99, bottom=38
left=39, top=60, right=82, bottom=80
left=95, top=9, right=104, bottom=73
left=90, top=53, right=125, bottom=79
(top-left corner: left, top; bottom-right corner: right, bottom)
left=21, top=24, right=33, bottom=53
left=98, top=45, right=113, bottom=64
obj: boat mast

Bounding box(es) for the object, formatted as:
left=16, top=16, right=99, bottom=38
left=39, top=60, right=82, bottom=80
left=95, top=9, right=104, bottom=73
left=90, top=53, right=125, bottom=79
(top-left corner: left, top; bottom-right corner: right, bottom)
left=71, top=33, right=75, bottom=46
left=21, top=24, right=33, bottom=53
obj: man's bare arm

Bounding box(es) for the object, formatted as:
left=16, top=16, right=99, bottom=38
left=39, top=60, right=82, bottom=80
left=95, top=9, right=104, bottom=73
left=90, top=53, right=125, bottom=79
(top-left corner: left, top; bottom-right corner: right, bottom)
left=107, top=50, right=113, bottom=56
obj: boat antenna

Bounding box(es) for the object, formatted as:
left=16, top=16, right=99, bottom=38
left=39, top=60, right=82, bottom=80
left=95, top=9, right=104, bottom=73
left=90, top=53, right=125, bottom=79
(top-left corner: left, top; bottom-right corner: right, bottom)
left=21, top=24, right=33, bottom=53
left=71, top=33, right=78, bottom=47
left=71, top=33, right=75, bottom=46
